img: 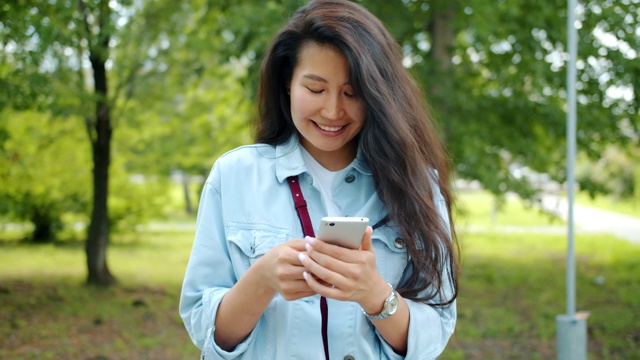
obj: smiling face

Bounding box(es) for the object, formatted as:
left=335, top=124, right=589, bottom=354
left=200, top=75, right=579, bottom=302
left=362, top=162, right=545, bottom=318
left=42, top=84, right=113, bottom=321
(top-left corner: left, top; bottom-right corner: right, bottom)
left=289, top=42, right=366, bottom=171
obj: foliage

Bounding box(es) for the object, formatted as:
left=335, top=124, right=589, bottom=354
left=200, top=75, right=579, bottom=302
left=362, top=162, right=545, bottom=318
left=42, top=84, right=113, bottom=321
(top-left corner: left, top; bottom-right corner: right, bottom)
left=107, top=162, right=173, bottom=235
left=1, top=0, right=639, bottom=282
left=576, top=190, right=640, bottom=219
left=576, top=145, right=639, bottom=200
left=114, top=0, right=638, bottom=199
left=360, top=0, right=638, bottom=197
left=0, top=110, right=91, bottom=242
left=0, top=110, right=174, bottom=241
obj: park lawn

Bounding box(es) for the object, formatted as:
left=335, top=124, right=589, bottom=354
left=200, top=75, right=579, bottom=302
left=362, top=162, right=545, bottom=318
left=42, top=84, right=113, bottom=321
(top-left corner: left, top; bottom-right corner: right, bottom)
left=575, top=191, right=640, bottom=219
left=0, top=230, right=201, bottom=359
left=454, top=190, right=563, bottom=227
left=1, top=190, right=638, bottom=359
left=441, top=231, right=639, bottom=360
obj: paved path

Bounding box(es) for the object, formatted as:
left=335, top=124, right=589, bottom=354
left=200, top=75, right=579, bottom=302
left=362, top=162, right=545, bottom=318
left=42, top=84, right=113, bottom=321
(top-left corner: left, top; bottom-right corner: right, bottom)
left=540, top=194, right=640, bottom=243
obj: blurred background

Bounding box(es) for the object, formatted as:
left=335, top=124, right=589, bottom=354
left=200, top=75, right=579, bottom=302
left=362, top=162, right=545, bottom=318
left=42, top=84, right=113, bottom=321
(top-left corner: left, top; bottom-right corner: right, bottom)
left=1, top=0, right=638, bottom=358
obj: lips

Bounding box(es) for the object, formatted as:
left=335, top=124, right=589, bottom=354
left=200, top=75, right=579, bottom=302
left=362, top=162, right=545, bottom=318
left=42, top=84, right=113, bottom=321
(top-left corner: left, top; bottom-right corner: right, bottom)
left=316, top=122, right=344, bottom=132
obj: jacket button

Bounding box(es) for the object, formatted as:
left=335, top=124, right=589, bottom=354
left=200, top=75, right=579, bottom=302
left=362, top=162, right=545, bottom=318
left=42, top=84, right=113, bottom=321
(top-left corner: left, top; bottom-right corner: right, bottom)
left=394, top=237, right=405, bottom=249
left=344, top=356, right=355, bottom=360
left=345, top=174, right=356, bottom=183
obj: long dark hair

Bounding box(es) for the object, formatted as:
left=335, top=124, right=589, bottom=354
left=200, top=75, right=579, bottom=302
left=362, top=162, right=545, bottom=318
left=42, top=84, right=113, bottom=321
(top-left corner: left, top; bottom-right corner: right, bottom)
left=255, top=0, right=458, bottom=306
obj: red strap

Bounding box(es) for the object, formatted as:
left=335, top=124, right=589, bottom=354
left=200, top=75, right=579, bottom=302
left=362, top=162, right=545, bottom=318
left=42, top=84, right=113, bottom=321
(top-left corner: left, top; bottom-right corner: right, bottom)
left=320, top=296, right=329, bottom=359
left=287, top=177, right=315, bottom=237
left=287, top=176, right=329, bottom=360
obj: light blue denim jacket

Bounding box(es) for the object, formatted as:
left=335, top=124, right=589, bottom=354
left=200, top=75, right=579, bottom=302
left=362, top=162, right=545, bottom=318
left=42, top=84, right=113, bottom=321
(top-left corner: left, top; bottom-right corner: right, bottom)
left=179, top=135, right=456, bottom=360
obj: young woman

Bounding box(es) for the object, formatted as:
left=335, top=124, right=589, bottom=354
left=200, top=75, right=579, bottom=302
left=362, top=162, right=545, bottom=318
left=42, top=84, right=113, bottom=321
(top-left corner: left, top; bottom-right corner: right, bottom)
left=180, top=1, right=458, bottom=359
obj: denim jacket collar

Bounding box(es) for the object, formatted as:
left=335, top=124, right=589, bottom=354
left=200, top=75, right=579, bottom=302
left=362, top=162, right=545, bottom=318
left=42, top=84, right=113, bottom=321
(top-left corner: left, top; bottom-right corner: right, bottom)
left=275, top=133, right=372, bottom=184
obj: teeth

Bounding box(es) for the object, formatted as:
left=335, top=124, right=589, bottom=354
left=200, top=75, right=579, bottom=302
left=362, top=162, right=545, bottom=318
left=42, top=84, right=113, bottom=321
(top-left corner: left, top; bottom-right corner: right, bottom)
left=318, top=124, right=343, bottom=132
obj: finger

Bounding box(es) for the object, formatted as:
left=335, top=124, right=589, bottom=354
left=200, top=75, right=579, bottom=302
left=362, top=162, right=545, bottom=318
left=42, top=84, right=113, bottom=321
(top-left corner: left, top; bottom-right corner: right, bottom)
left=276, top=263, right=308, bottom=281
left=298, top=252, right=345, bottom=287
left=305, top=236, right=357, bottom=263
left=302, top=243, right=338, bottom=268
left=302, top=271, right=343, bottom=298
left=280, top=287, right=317, bottom=301
left=280, top=278, right=316, bottom=294
left=286, top=238, right=308, bottom=251
left=359, top=226, right=374, bottom=252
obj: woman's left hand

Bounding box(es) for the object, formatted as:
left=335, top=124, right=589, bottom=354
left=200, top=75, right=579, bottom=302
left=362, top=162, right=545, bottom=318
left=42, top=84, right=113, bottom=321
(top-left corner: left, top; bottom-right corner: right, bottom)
left=298, top=226, right=392, bottom=314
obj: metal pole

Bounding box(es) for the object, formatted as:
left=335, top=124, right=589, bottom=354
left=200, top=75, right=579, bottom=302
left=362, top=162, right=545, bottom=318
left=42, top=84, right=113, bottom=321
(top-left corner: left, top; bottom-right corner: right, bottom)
left=556, top=0, right=588, bottom=358
left=566, top=0, right=577, bottom=320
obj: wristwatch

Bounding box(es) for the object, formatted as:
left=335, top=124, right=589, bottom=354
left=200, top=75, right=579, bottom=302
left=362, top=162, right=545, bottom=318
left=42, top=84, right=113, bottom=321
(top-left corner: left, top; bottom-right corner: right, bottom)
left=362, top=283, right=398, bottom=321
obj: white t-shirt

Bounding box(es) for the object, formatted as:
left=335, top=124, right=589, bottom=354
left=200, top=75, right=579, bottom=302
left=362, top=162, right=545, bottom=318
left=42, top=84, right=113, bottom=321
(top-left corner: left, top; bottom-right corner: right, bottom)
left=300, top=147, right=341, bottom=216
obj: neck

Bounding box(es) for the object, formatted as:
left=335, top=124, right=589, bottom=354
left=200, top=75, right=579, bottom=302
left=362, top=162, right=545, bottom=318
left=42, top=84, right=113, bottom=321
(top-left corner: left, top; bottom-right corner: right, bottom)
left=300, top=140, right=357, bottom=171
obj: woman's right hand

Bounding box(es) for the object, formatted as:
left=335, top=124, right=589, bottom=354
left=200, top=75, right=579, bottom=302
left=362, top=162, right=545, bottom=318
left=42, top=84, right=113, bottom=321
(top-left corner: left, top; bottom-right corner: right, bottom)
left=215, top=238, right=314, bottom=350
left=255, top=238, right=317, bottom=300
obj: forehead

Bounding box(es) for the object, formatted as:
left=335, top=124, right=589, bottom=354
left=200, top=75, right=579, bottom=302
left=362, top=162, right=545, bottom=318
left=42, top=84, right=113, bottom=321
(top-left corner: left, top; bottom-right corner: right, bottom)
left=294, top=42, right=350, bottom=81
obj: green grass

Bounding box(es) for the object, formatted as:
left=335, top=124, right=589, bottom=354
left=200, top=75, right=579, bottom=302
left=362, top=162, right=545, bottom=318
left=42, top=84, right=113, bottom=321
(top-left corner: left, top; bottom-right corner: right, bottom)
left=576, top=191, right=640, bottom=218
left=0, top=230, right=201, bottom=359
left=442, top=231, right=639, bottom=360
left=1, top=190, right=638, bottom=359
left=454, top=190, right=563, bottom=227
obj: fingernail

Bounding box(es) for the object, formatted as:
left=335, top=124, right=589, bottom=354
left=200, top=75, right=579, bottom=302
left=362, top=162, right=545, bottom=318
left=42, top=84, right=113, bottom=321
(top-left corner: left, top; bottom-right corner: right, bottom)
left=305, top=236, right=315, bottom=245
left=305, top=243, right=311, bottom=251
left=298, top=252, right=306, bottom=263
left=303, top=271, right=310, bottom=281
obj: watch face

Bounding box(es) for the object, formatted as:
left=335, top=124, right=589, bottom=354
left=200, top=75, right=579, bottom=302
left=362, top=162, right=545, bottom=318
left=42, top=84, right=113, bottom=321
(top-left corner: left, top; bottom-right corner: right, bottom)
left=363, top=285, right=399, bottom=320
left=390, top=294, right=398, bottom=309
left=385, top=291, right=399, bottom=315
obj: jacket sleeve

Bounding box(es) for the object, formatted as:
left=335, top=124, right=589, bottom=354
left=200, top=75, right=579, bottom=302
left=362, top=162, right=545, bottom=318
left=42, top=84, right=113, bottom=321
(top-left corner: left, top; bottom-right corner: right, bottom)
left=178, top=164, right=259, bottom=359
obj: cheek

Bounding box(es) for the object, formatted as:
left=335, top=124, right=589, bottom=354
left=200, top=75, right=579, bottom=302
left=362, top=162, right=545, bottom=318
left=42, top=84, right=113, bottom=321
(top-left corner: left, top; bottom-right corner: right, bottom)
left=348, top=102, right=366, bottom=124
left=290, top=92, right=316, bottom=120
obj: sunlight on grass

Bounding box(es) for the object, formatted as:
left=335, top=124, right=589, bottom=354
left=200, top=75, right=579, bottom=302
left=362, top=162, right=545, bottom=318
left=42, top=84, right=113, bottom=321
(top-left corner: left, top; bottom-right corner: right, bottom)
left=443, top=230, right=640, bottom=359
left=109, top=231, right=193, bottom=287
left=1, top=190, right=638, bottom=359
left=0, top=231, right=194, bottom=288
left=455, top=190, right=563, bottom=227
left=576, top=191, right=640, bottom=218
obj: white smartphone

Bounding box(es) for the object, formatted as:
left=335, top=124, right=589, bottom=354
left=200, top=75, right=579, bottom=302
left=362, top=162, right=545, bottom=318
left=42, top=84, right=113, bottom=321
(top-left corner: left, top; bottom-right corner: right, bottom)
left=317, top=216, right=369, bottom=249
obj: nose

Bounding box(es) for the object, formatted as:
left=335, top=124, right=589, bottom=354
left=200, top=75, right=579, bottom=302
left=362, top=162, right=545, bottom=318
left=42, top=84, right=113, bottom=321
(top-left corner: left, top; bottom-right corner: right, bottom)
left=321, top=94, right=345, bottom=120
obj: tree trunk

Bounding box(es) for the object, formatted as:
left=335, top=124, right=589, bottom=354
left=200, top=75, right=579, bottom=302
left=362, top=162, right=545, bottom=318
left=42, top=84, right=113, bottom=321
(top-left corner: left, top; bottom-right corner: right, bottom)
left=182, top=171, right=193, bottom=214
left=84, top=0, right=115, bottom=286
left=86, top=108, right=114, bottom=285
left=31, top=206, right=57, bottom=243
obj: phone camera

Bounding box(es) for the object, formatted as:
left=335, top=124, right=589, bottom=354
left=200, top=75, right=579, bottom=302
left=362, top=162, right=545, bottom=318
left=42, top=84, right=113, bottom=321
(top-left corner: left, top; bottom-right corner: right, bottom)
left=329, top=222, right=335, bottom=226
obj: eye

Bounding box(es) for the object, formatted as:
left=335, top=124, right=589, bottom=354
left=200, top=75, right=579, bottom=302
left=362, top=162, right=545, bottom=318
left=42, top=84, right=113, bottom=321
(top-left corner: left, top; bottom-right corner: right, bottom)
left=344, top=91, right=355, bottom=98
left=306, top=87, right=323, bottom=94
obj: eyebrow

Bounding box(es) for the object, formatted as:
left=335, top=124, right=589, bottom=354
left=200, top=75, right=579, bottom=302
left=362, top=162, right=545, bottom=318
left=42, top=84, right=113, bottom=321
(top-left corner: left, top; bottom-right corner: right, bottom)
left=303, top=74, right=328, bottom=83
left=303, top=74, right=350, bottom=86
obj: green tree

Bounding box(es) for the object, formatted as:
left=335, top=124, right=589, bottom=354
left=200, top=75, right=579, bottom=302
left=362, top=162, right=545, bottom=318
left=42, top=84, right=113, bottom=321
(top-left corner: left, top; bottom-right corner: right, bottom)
left=110, top=1, right=256, bottom=211
left=1, top=0, right=192, bottom=285
left=205, top=0, right=638, bottom=198
left=0, top=110, right=91, bottom=242
left=2, top=1, right=116, bottom=282
left=2, top=0, right=260, bottom=284
left=2, top=0, right=638, bottom=287
left=374, top=0, right=639, bottom=196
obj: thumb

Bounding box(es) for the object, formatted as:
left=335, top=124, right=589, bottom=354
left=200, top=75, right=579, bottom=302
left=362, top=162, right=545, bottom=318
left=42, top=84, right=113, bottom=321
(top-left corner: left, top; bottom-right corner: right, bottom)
left=359, top=226, right=374, bottom=252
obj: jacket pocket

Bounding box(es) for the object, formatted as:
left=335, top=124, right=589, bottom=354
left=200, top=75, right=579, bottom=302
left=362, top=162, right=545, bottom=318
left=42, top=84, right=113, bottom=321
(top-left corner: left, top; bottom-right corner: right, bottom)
left=226, top=224, right=289, bottom=277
